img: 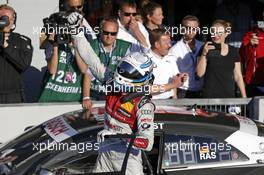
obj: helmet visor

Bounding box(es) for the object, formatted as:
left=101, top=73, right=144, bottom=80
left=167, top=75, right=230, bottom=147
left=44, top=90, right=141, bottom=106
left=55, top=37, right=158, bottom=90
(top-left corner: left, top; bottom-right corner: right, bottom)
left=117, top=61, right=143, bottom=80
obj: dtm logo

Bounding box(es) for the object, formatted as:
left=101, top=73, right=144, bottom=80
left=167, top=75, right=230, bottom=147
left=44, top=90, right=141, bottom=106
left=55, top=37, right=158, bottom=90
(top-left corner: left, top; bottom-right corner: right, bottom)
left=154, top=123, right=164, bottom=130
left=141, top=123, right=164, bottom=130
left=141, top=123, right=151, bottom=131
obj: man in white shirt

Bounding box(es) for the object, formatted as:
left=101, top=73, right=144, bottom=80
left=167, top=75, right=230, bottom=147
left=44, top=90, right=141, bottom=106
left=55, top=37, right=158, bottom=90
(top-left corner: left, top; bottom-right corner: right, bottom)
left=117, top=0, right=150, bottom=52
left=167, top=15, right=204, bottom=98
left=148, top=29, right=180, bottom=99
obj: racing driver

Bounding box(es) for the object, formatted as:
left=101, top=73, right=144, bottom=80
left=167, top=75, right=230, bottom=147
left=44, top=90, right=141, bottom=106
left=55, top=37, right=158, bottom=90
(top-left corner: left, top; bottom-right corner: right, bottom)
left=65, top=12, right=185, bottom=175
left=94, top=52, right=155, bottom=175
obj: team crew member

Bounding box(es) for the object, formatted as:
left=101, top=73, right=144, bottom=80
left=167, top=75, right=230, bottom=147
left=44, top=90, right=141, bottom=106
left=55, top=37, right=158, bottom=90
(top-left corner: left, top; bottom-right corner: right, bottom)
left=38, top=36, right=86, bottom=102
left=38, top=0, right=91, bottom=104
left=94, top=52, right=155, bottom=175
left=148, top=28, right=181, bottom=99
left=0, top=5, right=33, bottom=103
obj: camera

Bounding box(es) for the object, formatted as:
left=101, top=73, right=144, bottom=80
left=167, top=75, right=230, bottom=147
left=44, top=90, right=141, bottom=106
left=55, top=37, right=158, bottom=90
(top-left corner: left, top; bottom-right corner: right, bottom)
left=42, top=11, right=71, bottom=45
left=208, top=42, right=221, bottom=50
left=0, top=15, right=9, bottom=47
left=201, top=34, right=221, bottom=51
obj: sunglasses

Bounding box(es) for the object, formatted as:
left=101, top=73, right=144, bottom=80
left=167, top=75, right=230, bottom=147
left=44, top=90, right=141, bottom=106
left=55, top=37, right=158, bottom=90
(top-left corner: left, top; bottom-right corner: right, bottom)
left=102, top=30, right=118, bottom=36
left=123, top=12, right=137, bottom=17
left=70, top=5, right=83, bottom=10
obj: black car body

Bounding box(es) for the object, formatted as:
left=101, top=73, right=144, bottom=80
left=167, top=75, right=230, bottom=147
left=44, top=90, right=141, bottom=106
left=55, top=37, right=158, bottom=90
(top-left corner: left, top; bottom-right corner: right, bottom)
left=1, top=105, right=264, bottom=175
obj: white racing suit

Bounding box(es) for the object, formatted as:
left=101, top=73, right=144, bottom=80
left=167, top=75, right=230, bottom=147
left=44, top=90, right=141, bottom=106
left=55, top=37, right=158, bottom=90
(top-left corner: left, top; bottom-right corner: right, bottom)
left=72, top=31, right=113, bottom=83
left=94, top=93, right=155, bottom=175
left=71, top=31, right=149, bottom=84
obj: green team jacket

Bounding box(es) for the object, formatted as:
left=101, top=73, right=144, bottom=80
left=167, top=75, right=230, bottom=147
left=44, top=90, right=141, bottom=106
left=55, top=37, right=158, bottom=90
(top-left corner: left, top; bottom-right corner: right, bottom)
left=90, top=39, right=131, bottom=94
left=39, top=44, right=83, bottom=102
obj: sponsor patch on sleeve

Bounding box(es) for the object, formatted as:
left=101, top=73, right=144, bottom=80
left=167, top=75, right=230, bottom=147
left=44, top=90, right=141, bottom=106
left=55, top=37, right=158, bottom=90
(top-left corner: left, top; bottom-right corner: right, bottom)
left=121, top=101, right=134, bottom=113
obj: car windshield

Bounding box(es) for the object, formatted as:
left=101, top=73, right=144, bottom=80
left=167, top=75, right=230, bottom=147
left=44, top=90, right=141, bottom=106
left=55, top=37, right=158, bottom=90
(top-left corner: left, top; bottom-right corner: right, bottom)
left=0, top=109, right=104, bottom=173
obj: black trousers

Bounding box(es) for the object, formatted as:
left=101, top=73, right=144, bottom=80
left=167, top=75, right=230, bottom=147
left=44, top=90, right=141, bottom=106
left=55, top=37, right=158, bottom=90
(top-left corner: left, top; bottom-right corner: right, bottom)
left=246, top=84, right=264, bottom=97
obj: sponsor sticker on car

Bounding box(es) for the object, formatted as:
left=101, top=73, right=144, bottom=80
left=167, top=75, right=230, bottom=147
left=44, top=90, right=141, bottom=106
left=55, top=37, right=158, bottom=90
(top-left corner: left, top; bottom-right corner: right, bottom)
left=43, top=116, right=78, bottom=142
left=199, top=146, right=217, bottom=160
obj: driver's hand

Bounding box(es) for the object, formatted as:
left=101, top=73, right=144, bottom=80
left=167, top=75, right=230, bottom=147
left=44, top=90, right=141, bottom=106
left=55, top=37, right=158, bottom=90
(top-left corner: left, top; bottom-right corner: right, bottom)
left=97, top=130, right=115, bottom=143
left=67, top=12, right=83, bottom=30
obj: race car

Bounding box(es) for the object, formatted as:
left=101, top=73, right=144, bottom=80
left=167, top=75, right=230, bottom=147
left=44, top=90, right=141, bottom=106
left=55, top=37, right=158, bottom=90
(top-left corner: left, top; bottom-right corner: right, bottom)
left=1, top=105, right=264, bottom=175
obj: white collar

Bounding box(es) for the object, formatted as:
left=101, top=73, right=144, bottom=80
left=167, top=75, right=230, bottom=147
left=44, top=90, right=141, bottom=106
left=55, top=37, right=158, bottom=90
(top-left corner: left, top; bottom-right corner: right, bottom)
left=118, top=19, right=128, bottom=32
left=99, top=40, right=116, bottom=53
left=150, top=50, right=163, bottom=60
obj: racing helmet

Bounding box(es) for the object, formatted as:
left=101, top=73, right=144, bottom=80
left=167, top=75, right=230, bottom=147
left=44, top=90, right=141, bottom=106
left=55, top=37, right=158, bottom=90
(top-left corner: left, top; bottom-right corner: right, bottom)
left=113, top=52, right=154, bottom=92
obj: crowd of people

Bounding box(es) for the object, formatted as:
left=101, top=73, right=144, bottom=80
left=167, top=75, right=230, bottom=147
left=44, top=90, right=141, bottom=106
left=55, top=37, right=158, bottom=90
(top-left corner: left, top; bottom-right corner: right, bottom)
left=0, top=0, right=264, bottom=105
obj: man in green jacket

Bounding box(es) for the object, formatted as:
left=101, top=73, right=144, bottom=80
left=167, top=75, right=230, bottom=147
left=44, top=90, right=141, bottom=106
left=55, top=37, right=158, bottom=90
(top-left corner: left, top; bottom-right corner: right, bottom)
left=82, top=17, right=135, bottom=104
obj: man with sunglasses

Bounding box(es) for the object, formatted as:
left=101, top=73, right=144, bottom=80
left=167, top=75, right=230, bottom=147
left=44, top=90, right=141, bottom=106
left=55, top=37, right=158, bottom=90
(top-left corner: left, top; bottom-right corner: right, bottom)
left=82, top=17, right=135, bottom=103
left=117, top=0, right=150, bottom=52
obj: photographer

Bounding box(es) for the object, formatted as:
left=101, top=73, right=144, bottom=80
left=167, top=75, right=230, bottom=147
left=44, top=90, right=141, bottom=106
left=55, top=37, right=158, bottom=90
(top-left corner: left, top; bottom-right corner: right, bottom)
left=0, top=5, right=32, bottom=103
left=39, top=0, right=93, bottom=106
left=197, top=19, right=246, bottom=98
left=38, top=0, right=93, bottom=109
left=38, top=31, right=89, bottom=104
left=239, top=9, right=264, bottom=97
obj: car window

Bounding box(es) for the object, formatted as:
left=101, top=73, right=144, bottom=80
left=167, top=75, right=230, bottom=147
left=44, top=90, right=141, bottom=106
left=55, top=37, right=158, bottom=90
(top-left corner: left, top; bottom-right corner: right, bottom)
left=41, top=137, right=131, bottom=174
left=162, top=133, right=249, bottom=169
